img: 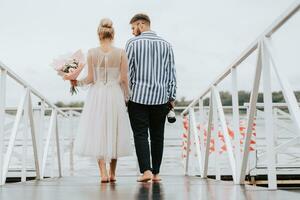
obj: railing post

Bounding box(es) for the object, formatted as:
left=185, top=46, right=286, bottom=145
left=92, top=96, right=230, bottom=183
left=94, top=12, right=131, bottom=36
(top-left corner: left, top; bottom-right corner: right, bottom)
left=28, top=91, right=41, bottom=180
left=189, top=107, right=203, bottom=175
left=198, top=99, right=205, bottom=177
left=212, top=94, right=221, bottom=180
left=212, top=86, right=237, bottom=182
left=231, top=68, right=241, bottom=184
left=239, top=42, right=263, bottom=184
left=50, top=129, right=55, bottom=178
left=37, top=100, right=46, bottom=173
left=55, top=111, right=62, bottom=177
left=41, top=109, right=56, bottom=178
left=21, top=88, right=29, bottom=182
left=185, top=113, right=192, bottom=176
left=0, top=68, right=7, bottom=185
left=68, top=111, right=75, bottom=175
left=231, top=67, right=241, bottom=183
left=203, top=92, right=213, bottom=178
left=261, top=38, right=277, bottom=189
left=273, top=108, right=279, bottom=164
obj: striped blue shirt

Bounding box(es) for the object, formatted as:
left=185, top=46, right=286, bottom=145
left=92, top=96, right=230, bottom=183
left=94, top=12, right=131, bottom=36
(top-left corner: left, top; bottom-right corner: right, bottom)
left=125, top=31, right=177, bottom=105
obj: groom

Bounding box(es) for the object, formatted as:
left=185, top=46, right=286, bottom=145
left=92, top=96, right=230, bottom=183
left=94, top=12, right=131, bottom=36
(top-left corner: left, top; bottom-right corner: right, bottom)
left=125, top=13, right=177, bottom=182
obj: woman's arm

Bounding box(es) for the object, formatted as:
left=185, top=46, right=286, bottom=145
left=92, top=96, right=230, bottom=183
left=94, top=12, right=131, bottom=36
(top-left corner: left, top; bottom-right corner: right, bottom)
left=120, top=49, right=129, bottom=101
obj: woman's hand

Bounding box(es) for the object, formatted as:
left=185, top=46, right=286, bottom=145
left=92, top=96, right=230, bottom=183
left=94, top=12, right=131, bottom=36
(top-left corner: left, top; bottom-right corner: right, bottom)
left=124, top=96, right=129, bottom=107
left=78, top=62, right=85, bottom=68
left=70, top=80, right=77, bottom=87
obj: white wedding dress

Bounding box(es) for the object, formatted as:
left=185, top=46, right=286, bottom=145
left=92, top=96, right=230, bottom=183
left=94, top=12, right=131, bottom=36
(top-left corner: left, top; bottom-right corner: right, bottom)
left=74, top=47, right=132, bottom=162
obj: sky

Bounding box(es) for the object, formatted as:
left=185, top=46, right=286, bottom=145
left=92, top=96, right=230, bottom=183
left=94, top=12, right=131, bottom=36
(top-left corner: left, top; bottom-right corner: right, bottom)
left=0, top=0, right=299, bottom=106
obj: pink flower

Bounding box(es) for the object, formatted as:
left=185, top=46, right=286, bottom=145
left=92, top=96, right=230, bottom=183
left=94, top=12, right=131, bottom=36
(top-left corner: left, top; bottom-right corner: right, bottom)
left=63, top=63, right=85, bottom=80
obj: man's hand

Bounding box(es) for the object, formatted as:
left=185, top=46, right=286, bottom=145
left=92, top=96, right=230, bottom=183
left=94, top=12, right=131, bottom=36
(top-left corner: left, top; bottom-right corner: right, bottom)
left=70, top=80, right=77, bottom=87
left=169, top=100, right=175, bottom=109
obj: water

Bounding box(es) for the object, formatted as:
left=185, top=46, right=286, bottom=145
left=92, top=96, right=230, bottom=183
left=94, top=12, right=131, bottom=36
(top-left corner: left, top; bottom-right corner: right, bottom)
left=4, top=110, right=300, bottom=178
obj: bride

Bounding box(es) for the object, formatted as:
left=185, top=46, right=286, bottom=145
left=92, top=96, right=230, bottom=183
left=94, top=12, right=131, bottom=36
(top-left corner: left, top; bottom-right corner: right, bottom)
left=71, top=18, right=132, bottom=183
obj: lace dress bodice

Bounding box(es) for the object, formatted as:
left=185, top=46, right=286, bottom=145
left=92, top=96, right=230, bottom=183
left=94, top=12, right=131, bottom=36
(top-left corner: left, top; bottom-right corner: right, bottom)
left=91, top=47, right=123, bottom=84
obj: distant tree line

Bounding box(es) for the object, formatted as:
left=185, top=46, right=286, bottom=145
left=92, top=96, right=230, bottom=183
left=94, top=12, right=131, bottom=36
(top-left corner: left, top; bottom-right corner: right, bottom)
left=55, top=101, right=84, bottom=108
left=55, top=91, right=300, bottom=108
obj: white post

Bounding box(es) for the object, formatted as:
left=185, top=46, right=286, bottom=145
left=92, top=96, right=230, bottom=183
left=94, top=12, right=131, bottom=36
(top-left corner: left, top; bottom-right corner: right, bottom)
left=68, top=111, right=75, bottom=175
left=184, top=113, right=192, bottom=176
left=50, top=130, right=55, bottom=178
left=198, top=98, right=205, bottom=177
left=28, top=92, right=41, bottom=180
left=189, top=107, right=203, bottom=175
left=21, top=88, right=29, bottom=182
left=231, top=67, right=241, bottom=183
left=38, top=100, right=46, bottom=171
left=273, top=108, right=279, bottom=163
left=59, top=114, right=66, bottom=176
left=212, top=86, right=237, bottom=182
left=212, top=95, right=221, bottom=180
left=203, top=92, right=213, bottom=178
left=239, top=42, right=263, bottom=184
left=41, top=109, right=56, bottom=178
left=262, top=39, right=277, bottom=189
left=245, top=107, right=253, bottom=176
left=0, top=69, right=6, bottom=185
left=55, top=113, right=62, bottom=177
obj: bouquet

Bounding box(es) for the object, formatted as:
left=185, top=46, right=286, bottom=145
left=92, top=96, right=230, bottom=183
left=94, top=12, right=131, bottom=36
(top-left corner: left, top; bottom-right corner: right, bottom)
left=51, top=50, right=85, bottom=95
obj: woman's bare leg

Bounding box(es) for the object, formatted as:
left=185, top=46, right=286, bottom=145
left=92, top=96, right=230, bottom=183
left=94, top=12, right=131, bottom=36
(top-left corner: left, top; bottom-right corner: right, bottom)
left=109, top=159, right=117, bottom=182
left=97, top=159, right=109, bottom=182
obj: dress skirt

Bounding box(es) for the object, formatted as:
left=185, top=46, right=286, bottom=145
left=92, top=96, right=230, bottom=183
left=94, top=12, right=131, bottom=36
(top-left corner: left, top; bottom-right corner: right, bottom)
left=74, top=80, right=133, bottom=162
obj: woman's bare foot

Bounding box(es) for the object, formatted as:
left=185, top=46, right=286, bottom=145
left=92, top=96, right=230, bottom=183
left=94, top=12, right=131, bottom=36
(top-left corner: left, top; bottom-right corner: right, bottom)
left=137, top=170, right=153, bottom=182
left=98, top=159, right=109, bottom=183
left=152, top=174, right=162, bottom=182
left=101, top=177, right=109, bottom=183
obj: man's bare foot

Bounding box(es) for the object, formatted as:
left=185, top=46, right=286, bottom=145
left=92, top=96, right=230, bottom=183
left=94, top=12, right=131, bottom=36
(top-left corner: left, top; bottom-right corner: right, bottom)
left=137, top=170, right=153, bottom=182
left=152, top=174, right=162, bottom=182
left=109, top=159, right=117, bottom=182
left=109, top=175, right=116, bottom=182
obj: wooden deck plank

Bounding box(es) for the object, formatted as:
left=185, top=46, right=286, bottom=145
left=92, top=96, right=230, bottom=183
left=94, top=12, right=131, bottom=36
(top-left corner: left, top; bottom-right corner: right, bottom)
left=1, top=176, right=300, bottom=200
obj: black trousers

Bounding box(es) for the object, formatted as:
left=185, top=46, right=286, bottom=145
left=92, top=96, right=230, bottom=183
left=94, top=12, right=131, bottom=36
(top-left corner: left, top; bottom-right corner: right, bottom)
left=128, top=101, right=169, bottom=174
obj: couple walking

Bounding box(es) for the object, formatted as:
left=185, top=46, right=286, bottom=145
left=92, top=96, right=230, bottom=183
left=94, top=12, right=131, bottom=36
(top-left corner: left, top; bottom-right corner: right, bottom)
left=72, top=13, right=177, bottom=183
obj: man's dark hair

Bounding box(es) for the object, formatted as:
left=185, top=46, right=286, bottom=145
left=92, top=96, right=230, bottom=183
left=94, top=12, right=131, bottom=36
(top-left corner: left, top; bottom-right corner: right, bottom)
left=129, top=13, right=151, bottom=25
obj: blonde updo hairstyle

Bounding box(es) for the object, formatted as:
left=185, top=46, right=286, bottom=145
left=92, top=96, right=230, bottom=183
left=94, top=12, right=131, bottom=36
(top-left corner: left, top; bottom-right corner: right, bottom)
left=97, top=18, right=114, bottom=41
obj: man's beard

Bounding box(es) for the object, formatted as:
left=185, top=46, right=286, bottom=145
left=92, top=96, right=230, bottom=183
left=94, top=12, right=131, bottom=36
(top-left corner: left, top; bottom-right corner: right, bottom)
left=135, top=27, right=142, bottom=36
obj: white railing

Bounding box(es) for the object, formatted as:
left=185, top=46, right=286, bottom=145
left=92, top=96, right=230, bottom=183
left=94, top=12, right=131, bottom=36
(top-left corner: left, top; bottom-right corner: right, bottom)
left=0, top=61, right=68, bottom=185
left=181, top=1, right=300, bottom=190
